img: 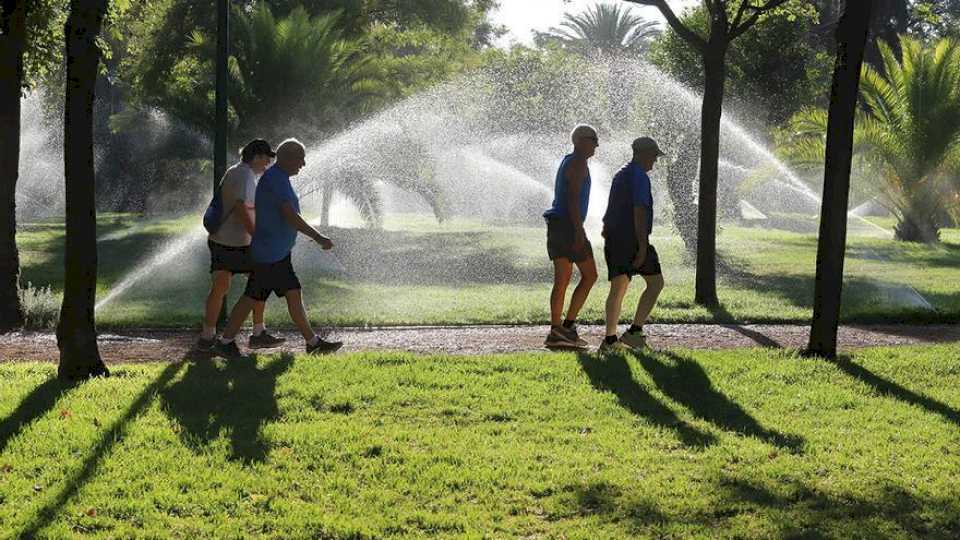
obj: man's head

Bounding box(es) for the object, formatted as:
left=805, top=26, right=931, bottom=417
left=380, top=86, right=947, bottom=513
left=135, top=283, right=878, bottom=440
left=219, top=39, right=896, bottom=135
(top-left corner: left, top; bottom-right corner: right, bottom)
left=240, top=139, right=276, bottom=174
left=571, top=124, right=599, bottom=158
left=276, top=138, right=307, bottom=176
left=631, top=136, right=665, bottom=172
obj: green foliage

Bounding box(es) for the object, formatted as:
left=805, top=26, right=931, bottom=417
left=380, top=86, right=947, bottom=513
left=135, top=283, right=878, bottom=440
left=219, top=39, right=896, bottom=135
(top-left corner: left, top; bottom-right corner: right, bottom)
left=534, top=3, right=660, bottom=57
left=648, top=1, right=831, bottom=126
left=2, top=345, right=960, bottom=536
left=778, top=36, right=960, bottom=242
left=21, top=0, right=68, bottom=88
left=16, top=282, right=59, bottom=329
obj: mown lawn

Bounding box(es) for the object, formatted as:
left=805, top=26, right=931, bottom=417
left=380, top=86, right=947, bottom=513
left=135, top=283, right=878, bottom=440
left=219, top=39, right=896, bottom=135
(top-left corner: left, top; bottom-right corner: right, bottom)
left=1, top=345, right=959, bottom=538
left=14, top=213, right=960, bottom=328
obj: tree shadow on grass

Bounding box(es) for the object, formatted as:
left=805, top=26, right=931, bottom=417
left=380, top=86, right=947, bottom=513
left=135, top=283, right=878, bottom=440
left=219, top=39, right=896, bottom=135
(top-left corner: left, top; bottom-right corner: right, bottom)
left=0, top=377, right=73, bottom=455
left=831, top=355, right=960, bottom=428
left=18, top=361, right=184, bottom=540
left=636, top=351, right=805, bottom=452
left=576, top=352, right=716, bottom=448
left=709, top=303, right=784, bottom=348
left=160, top=353, right=294, bottom=463
left=716, top=476, right=960, bottom=537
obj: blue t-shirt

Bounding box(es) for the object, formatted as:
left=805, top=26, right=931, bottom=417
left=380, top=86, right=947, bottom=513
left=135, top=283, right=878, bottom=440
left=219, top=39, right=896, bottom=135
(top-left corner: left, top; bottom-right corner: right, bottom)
left=602, top=162, right=653, bottom=238
left=543, top=153, right=591, bottom=222
left=251, top=164, right=300, bottom=263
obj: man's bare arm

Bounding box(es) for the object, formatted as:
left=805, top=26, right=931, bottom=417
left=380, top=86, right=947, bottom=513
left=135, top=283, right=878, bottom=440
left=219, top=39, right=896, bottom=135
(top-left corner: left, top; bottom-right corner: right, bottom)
left=237, top=203, right=255, bottom=235
left=280, top=202, right=333, bottom=249
left=633, top=206, right=649, bottom=267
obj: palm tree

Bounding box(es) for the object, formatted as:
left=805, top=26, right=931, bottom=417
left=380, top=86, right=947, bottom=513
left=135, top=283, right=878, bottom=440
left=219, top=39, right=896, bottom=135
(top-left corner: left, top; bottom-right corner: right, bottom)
left=780, top=36, right=960, bottom=242
left=0, top=0, right=29, bottom=331
left=225, top=4, right=384, bottom=140
left=807, top=0, right=874, bottom=359
left=57, top=0, right=110, bottom=380
left=536, top=3, right=660, bottom=56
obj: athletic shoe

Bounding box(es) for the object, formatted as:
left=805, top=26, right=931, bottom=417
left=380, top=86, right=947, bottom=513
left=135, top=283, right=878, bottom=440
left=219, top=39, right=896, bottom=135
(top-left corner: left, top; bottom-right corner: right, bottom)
left=598, top=339, right=630, bottom=354
left=306, top=337, right=343, bottom=355
left=249, top=331, right=286, bottom=349
left=195, top=336, right=216, bottom=351
left=212, top=339, right=244, bottom=359
left=558, top=324, right=589, bottom=348
left=620, top=328, right=647, bottom=350
left=544, top=327, right=581, bottom=348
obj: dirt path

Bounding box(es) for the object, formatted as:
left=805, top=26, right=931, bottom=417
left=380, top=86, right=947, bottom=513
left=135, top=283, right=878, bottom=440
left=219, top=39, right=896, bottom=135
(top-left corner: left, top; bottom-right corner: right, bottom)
left=1, top=324, right=958, bottom=363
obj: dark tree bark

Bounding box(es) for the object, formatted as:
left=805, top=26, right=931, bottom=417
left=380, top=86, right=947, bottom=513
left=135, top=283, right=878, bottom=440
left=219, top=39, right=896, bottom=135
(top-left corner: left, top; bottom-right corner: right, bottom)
left=215, top=0, right=228, bottom=190
left=629, top=0, right=789, bottom=308
left=0, top=0, right=28, bottom=332
left=57, top=0, right=109, bottom=380
left=807, top=0, right=874, bottom=359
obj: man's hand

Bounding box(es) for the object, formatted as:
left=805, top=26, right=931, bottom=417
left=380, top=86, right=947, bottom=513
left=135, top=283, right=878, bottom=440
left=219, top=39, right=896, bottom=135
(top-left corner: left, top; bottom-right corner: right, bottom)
left=633, top=245, right=648, bottom=269
left=314, top=233, right=334, bottom=250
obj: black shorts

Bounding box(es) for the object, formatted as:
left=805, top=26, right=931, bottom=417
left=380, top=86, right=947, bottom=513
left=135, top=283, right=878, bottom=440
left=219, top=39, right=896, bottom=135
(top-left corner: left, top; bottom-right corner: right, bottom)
left=243, top=255, right=302, bottom=301
left=604, top=236, right=662, bottom=280
left=545, top=217, right=593, bottom=263
left=209, top=240, right=253, bottom=274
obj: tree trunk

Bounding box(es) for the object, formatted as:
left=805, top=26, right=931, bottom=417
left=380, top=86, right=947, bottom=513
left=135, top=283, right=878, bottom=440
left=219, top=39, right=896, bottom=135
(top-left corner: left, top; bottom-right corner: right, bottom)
left=665, top=133, right=699, bottom=255
left=807, top=0, right=874, bottom=359
left=0, top=0, right=28, bottom=332
left=694, top=40, right=727, bottom=308
left=214, top=0, right=228, bottom=190
left=57, top=0, right=109, bottom=380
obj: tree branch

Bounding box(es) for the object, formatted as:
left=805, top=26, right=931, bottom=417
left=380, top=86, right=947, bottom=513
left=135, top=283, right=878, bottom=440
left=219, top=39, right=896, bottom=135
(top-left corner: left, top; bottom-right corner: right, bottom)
left=625, top=0, right=707, bottom=51
left=730, top=0, right=790, bottom=40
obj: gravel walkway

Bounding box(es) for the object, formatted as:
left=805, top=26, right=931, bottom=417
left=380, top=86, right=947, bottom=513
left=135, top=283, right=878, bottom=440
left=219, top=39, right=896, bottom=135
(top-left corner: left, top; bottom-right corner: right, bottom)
left=1, top=324, right=958, bottom=363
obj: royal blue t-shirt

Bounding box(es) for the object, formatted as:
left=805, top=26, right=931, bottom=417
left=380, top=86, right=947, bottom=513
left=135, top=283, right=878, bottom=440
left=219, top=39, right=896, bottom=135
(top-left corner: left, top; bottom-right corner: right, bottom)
left=602, top=162, right=653, bottom=238
left=543, top=153, right=591, bottom=221
left=251, top=164, right=300, bottom=263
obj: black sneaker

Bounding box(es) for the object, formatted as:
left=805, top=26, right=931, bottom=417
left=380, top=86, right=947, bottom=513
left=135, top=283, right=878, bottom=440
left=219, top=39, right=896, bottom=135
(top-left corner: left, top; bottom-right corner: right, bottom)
left=249, top=331, right=286, bottom=349
left=212, top=339, right=244, bottom=359
left=306, top=337, right=343, bottom=355
left=195, top=336, right=216, bottom=351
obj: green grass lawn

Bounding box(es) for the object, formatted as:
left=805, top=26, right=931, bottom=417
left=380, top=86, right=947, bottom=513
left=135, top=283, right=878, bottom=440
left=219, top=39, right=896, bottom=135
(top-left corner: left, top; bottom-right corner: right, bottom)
left=15, top=213, right=960, bottom=328
left=2, top=345, right=959, bottom=537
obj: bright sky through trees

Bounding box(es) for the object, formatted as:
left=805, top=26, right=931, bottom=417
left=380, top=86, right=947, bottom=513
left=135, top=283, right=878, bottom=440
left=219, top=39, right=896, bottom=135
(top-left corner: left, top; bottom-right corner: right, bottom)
left=490, top=0, right=698, bottom=47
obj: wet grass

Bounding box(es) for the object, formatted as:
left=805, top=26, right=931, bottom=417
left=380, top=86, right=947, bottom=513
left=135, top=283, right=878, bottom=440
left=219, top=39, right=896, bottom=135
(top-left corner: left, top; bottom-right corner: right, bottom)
left=1, top=344, right=959, bottom=537
left=14, top=213, right=960, bottom=328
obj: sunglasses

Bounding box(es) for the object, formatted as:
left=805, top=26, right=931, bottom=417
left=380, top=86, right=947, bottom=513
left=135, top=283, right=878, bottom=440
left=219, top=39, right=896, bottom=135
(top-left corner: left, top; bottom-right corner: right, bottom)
left=584, top=136, right=599, bottom=143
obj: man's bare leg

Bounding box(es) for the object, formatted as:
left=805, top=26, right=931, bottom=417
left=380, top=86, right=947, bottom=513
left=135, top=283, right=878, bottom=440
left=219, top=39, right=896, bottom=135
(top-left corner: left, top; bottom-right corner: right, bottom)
left=202, top=270, right=232, bottom=339
left=633, top=274, right=664, bottom=326
left=550, top=258, right=574, bottom=327
left=217, top=295, right=258, bottom=353
left=283, top=289, right=316, bottom=342
left=566, top=256, right=598, bottom=322
left=604, top=275, right=631, bottom=337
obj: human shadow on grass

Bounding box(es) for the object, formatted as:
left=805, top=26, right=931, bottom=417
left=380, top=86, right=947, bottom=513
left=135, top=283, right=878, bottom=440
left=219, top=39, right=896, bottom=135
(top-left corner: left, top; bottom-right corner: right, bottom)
left=18, top=361, right=184, bottom=539
left=831, top=355, right=960, bottom=428
left=576, top=352, right=716, bottom=448
left=545, top=480, right=666, bottom=530
left=0, top=377, right=73, bottom=455
left=715, top=476, right=960, bottom=537
left=636, top=351, right=805, bottom=452
left=161, top=353, right=293, bottom=463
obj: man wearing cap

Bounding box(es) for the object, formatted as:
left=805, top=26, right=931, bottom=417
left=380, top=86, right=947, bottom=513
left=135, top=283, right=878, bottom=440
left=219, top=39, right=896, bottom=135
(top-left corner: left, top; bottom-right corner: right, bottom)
left=214, top=138, right=343, bottom=358
left=542, top=124, right=600, bottom=348
left=599, top=136, right=666, bottom=353
left=198, top=139, right=285, bottom=351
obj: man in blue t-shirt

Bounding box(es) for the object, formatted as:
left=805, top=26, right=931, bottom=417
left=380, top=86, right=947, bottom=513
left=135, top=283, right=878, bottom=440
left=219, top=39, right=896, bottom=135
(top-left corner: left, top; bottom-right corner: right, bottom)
left=541, top=124, right=600, bottom=349
left=214, top=138, right=343, bottom=357
left=599, top=137, right=666, bottom=353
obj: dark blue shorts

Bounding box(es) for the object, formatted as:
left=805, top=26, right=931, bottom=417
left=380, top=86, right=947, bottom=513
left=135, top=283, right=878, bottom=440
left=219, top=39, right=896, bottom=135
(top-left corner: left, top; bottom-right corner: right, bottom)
left=243, top=254, right=302, bottom=301
left=604, top=237, right=662, bottom=281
